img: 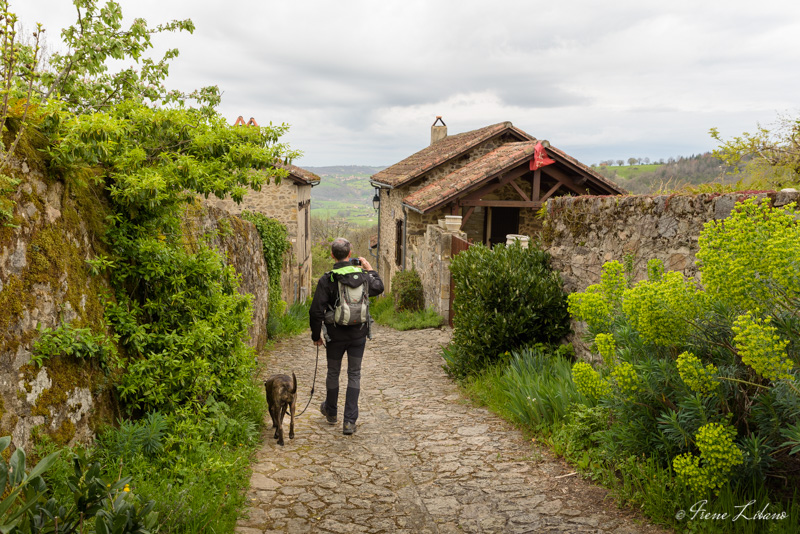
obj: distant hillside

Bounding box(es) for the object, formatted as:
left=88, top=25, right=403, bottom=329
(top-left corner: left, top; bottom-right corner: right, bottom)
left=308, top=166, right=383, bottom=226
left=304, top=165, right=385, bottom=176
left=594, top=153, right=737, bottom=194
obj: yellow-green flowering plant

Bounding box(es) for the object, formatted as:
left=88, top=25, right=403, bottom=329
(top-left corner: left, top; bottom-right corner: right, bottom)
left=673, top=422, right=744, bottom=495
left=732, top=312, right=794, bottom=381
left=676, top=351, right=719, bottom=395
left=571, top=362, right=611, bottom=400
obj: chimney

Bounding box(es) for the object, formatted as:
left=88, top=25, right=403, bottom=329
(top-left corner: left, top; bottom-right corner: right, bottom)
left=431, top=116, right=447, bottom=145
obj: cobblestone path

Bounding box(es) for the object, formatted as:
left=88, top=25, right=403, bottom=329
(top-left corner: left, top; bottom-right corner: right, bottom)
left=236, top=326, right=670, bottom=534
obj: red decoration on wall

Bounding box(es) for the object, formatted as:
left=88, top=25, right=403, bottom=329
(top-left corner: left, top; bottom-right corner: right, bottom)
left=530, top=142, right=556, bottom=171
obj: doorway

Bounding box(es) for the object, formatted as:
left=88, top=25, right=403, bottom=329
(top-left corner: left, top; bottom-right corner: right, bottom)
left=488, top=207, right=519, bottom=248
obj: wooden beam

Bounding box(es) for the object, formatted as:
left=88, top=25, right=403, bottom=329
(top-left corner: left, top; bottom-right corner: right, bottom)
left=510, top=179, right=530, bottom=202
left=462, top=164, right=531, bottom=201
left=542, top=166, right=590, bottom=196
left=533, top=169, right=541, bottom=201
left=461, top=206, right=476, bottom=227
left=540, top=182, right=562, bottom=202
left=461, top=200, right=543, bottom=208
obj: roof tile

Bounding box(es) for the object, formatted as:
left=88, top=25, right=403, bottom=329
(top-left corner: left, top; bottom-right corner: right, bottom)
left=371, top=122, right=530, bottom=188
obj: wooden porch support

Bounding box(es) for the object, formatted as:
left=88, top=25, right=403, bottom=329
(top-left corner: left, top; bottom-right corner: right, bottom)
left=461, top=200, right=542, bottom=208
left=540, top=181, right=563, bottom=203
left=460, top=206, right=476, bottom=228
left=462, top=164, right=531, bottom=202
left=542, top=166, right=590, bottom=196
left=532, top=169, right=541, bottom=201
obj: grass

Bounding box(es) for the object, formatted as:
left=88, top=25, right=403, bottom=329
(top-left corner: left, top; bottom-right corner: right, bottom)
left=370, top=294, right=444, bottom=330
left=269, top=298, right=311, bottom=338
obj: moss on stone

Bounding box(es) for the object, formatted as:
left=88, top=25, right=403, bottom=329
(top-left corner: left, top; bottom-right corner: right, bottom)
left=50, top=419, right=76, bottom=446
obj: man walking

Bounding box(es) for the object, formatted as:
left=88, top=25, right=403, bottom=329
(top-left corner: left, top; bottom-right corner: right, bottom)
left=309, top=237, right=384, bottom=435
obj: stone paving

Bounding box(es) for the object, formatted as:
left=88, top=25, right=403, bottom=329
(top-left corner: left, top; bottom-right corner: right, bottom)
left=236, top=325, right=670, bottom=534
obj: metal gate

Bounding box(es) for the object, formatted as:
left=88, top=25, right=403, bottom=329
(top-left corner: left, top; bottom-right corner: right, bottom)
left=448, top=235, right=472, bottom=326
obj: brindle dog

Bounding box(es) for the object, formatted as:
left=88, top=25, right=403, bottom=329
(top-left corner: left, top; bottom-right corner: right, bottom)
left=264, top=372, right=297, bottom=446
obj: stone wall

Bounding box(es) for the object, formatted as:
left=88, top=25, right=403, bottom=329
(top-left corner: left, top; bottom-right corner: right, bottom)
left=542, top=191, right=800, bottom=359
left=542, top=191, right=800, bottom=293
left=416, top=223, right=467, bottom=321
left=204, top=180, right=313, bottom=303
left=0, top=160, right=271, bottom=449
left=183, top=203, right=270, bottom=352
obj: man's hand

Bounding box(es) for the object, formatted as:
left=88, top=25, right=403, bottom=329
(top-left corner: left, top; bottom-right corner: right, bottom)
left=358, top=257, right=373, bottom=271
left=314, top=338, right=325, bottom=346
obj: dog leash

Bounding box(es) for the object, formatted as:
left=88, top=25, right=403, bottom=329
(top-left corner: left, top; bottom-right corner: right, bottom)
left=295, top=343, right=320, bottom=417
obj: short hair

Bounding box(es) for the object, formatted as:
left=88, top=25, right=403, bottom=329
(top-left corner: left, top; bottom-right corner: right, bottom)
left=331, top=237, right=351, bottom=261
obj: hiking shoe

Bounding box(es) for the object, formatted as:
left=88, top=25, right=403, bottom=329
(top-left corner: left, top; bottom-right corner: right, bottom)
left=343, top=421, right=357, bottom=435
left=320, top=402, right=337, bottom=425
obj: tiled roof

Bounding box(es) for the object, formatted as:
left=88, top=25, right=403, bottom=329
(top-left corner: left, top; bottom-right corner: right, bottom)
left=276, top=162, right=321, bottom=185
left=403, top=142, right=628, bottom=213
left=404, top=142, right=538, bottom=213
left=371, top=122, right=532, bottom=188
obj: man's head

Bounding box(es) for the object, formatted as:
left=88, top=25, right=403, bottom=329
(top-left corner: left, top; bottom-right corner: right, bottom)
left=331, top=237, right=351, bottom=261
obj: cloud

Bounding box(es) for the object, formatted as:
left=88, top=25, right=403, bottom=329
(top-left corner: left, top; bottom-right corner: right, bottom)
left=13, top=0, right=800, bottom=166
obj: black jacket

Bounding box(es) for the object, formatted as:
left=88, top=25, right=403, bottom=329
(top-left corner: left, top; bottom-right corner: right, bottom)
left=309, top=261, right=385, bottom=342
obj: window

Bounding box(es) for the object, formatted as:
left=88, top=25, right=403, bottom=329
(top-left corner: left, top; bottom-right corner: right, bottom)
left=395, top=219, right=403, bottom=267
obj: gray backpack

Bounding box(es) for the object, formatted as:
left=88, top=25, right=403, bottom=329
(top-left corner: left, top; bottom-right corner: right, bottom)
left=325, top=266, right=370, bottom=326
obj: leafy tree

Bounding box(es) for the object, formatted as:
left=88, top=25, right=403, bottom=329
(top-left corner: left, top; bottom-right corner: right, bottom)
left=627, top=157, right=637, bottom=166
left=711, top=113, right=800, bottom=189
left=616, top=159, right=624, bottom=166
left=19, top=0, right=213, bottom=114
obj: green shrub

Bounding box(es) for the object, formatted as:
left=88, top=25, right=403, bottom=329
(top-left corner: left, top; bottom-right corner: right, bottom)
left=240, top=211, right=292, bottom=331
left=566, top=198, right=800, bottom=508
left=391, top=268, right=424, bottom=312
left=446, top=242, right=570, bottom=377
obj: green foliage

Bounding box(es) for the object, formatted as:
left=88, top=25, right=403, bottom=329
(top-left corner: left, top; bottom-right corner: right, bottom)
left=32, top=321, right=118, bottom=371
left=571, top=362, right=611, bottom=400
left=17, top=0, right=217, bottom=115
left=391, top=268, right=424, bottom=312
left=563, top=198, right=800, bottom=515
left=621, top=269, right=705, bottom=346
left=676, top=351, right=719, bottom=395
left=371, top=295, right=443, bottom=331
left=711, top=114, right=800, bottom=189
left=241, top=210, right=292, bottom=330
left=6, top=1, right=296, bottom=531
left=697, top=198, right=800, bottom=311
left=0, top=436, right=157, bottom=534
left=673, top=423, right=744, bottom=496
left=732, top=312, right=793, bottom=381
left=500, top=345, right=586, bottom=429
left=272, top=298, right=312, bottom=337
left=447, top=242, right=570, bottom=377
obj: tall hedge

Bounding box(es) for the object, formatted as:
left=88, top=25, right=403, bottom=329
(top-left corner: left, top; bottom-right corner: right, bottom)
left=446, top=242, right=570, bottom=377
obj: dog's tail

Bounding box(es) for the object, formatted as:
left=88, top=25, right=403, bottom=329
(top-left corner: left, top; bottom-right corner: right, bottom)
left=291, top=371, right=297, bottom=394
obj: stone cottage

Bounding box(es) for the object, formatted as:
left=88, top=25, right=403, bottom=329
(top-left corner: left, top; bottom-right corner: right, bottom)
left=206, top=156, right=320, bottom=305
left=369, top=118, right=626, bottom=290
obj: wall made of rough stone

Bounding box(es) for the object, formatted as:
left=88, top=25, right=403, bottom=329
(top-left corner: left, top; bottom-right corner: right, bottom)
left=183, top=203, right=270, bottom=352
left=542, top=191, right=800, bottom=293
left=416, top=224, right=466, bottom=321
left=0, top=158, right=271, bottom=450
left=0, top=159, right=116, bottom=451
left=542, top=191, right=800, bottom=359
left=204, top=180, right=313, bottom=304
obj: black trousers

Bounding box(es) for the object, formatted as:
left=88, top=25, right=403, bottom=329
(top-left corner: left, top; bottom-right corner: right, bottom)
left=323, top=337, right=366, bottom=423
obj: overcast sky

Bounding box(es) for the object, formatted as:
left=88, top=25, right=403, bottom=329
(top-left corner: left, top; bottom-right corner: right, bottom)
left=14, top=0, right=800, bottom=167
